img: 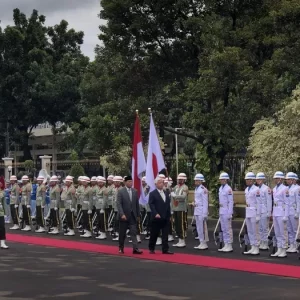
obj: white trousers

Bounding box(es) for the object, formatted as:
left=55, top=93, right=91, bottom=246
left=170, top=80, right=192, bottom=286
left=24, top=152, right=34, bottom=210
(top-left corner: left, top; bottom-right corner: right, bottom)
left=195, top=215, right=204, bottom=242
left=273, top=216, right=288, bottom=249
left=246, top=217, right=260, bottom=246
left=287, top=215, right=298, bottom=245
left=220, top=215, right=233, bottom=244
left=259, top=214, right=268, bottom=242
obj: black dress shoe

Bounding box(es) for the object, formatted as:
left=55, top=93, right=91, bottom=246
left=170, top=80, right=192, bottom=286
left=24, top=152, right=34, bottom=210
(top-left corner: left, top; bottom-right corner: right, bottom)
left=162, top=250, right=174, bottom=254
left=119, top=248, right=124, bottom=254
left=149, top=250, right=155, bottom=254
left=133, top=248, right=143, bottom=254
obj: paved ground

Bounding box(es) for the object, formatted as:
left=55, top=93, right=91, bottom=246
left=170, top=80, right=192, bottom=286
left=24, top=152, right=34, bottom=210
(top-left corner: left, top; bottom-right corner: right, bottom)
left=6, top=219, right=300, bottom=267
left=0, top=242, right=299, bottom=300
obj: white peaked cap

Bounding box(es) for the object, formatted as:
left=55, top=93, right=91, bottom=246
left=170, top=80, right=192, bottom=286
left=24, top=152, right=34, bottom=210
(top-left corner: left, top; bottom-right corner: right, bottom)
left=97, top=176, right=106, bottom=183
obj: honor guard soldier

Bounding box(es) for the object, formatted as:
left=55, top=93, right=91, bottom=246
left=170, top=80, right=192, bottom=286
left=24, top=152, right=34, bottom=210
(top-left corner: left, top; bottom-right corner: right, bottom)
left=80, top=176, right=93, bottom=238
left=21, top=175, right=32, bottom=232
left=218, top=172, right=234, bottom=252
left=90, top=176, right=98, bottom=220
left=111, top=176, right=123, bottom=241
left=171, top=173, right=189, bottom=248
left=75, top=176, right=84, bottom=229
left=0, top=177, right=9, bottom=249
left=285, top=172, right=298, bottom=253
left=61, top=176, right=76, bottom=236
left=243, top=172, right=261, bottom=255
left=255, top=172, right=272, bottom=250
left=193, top=174, right=209, bottom=250
left=9, top=175, right=20, bottom=230
left=106, top=175, right=115, bottom=231
left=48, top=176, right=60, bottom=235
left=95, top=176, right=108, bottom=240
left=164, top=177, right=175, bottom=242
left=271, top=171, right=289, bottom=258
left=35, top=176, right=47, bottom=233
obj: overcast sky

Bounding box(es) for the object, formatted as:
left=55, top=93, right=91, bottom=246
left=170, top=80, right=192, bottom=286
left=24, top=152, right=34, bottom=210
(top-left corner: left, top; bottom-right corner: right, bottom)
left=0, top=0, right=106, bottom=60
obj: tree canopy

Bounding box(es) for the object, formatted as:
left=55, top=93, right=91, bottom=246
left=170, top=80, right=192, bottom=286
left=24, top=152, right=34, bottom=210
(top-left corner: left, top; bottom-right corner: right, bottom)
left=77, top=0, right=300, bottom=176
left=0, top=9, right=88, bottom=159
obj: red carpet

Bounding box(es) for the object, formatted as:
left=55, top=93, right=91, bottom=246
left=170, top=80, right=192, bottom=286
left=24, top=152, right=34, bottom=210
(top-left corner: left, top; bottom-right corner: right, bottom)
left=7, top=233, right=300, bottom=279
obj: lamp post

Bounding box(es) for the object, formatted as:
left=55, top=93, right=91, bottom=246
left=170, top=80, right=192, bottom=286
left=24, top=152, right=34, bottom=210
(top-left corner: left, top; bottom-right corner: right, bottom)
left=8, top=165, right=12, bottom=179
left=175, top=128, right=182, bottom=177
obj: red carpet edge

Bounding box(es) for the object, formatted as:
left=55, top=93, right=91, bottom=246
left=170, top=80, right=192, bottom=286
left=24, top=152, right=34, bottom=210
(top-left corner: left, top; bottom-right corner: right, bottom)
left=7, top=233, right=300, bottom=279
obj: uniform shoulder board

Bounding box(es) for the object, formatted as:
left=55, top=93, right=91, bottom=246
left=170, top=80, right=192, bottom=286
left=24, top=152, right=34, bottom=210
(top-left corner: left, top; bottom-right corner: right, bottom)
left=201, top=186, right=204, bottom=189
left=228, top=189, right=232, bottom=195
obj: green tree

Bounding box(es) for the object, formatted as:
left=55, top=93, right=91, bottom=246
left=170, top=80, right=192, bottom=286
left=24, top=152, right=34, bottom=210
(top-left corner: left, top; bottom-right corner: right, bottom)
left=0, top=9, right=88, bottom=160
left=68, top=151, right=85, bottom=183
left=247, top=85, right=300, bottom=177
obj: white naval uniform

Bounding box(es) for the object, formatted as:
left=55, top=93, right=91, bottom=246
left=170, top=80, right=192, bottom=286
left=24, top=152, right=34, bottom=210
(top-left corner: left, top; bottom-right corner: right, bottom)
left=286, top=184, right=298, bottom=247
left=245, top=185, right=261, bottom=247
left=194, top=185, right=208, bottom=242
left=218, top=184, right=234, bottom=244
left=272, top=184, right=288, bottom=249
left=258, top=184, right=272, bottom=243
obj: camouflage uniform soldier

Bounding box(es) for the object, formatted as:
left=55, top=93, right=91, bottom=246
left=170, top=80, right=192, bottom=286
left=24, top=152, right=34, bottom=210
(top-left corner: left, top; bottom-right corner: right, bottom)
left=48, top=176, right=61, bottom=235
left=80, top=176, right=93, bottom=238
left=171, top=173, right=189, bottom=248
left=9, top=175, right=20, bottom=230
left=75, top=176, right=84, bottom=229
left=95, top=176, right=108, bottom=240
left=111, top=176, right=123, bottom=241
left=90, top=176, right=98, bottom=223
left=35, top=176, right=47, bottom=233
left=61, top=176, right=77, bottom=236
left=106, top=175, right=115, bottom=231
left=20, top=175, right=32, bottom=232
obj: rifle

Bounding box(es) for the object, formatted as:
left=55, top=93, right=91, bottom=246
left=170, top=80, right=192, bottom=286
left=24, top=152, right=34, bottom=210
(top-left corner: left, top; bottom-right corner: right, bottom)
left=267, top=223, right=277, bottom=255
left=213, top=218, right=223, bottom=249
left=239, top=219, right=250, bottom=253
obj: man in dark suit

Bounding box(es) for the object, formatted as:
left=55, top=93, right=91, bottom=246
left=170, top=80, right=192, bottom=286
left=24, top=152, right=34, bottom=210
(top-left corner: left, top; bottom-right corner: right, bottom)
left=116, top=176, right=143, bottom=254
left=148, top=177, right=174, bottom=254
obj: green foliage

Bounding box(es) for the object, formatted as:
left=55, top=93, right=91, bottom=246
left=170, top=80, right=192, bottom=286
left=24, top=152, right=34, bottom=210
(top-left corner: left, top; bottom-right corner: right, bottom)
left=23, top=160, right=34, bottom=172
left=100, top=146, right=131, bottom=175
left=0, top=9, right=88, bottom=159
left=69, top=164, right=85, bottom=184
left=247, top=85, right=300, bottom=177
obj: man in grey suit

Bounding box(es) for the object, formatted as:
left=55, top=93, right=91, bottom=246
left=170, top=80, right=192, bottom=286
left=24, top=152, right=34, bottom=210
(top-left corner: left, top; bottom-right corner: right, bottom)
left=117, top=176, right=143, bottom=254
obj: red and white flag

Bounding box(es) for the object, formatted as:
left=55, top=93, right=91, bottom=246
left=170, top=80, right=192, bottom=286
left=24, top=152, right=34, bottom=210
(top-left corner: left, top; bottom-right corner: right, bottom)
left=145, top=114, right=166, bottom=193
left=132, top=114, right=147, bottom=204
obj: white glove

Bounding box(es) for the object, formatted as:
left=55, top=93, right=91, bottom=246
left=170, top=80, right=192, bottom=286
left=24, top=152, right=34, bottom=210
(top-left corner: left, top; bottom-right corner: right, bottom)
left=295, top=213, right=299, bottom=219
left=100, top=209, right=104, bottom=213
left=203, top=216, right=208, bottom=221
left=227, top=215, right=232, bottom=220
left=283, top=216, right=288, bottom=222
left=171, top=211, right=174, bottom=215
left=170, top=192, right=176, bottom=198
left=267, top=212, right=270, bottom=218
left=41, top=206, right=45, bottom=209
left=71, top=208, right=75, bottom=212
left=54, top=207, right=58, bottom=211
left=26, top=205, right=31, bottom=208
left=14, top=204, right=18, bottom=208
left=88, top=210, right=92, bottom=214
left=256, top=216, right=260, bottom=223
